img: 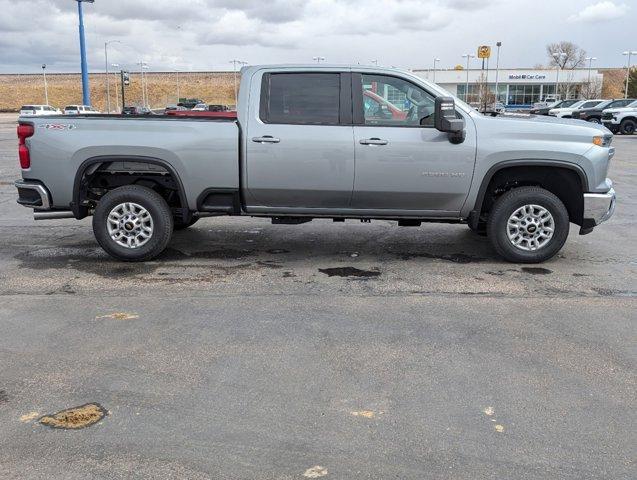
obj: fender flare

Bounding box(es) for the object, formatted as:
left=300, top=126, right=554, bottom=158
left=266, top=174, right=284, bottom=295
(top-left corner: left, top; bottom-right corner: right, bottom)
left=468, top=160, right=589, bottom=228
left=72, top=155, right=189, bottom=219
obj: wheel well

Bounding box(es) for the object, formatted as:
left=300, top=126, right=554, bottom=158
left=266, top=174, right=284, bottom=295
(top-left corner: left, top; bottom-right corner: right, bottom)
left=74, top=159, right=189, bottom=220
left=620, top=116, right=636, bottom=123
left=475, top=165, right=584, bottom=227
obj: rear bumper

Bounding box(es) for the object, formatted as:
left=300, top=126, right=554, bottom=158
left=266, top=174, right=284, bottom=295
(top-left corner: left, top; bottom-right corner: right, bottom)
left=582, top=184, right=616, bottom=229
left=15, top=180, right=75, bottom=220
left=15, top=180, right=51, bottom=209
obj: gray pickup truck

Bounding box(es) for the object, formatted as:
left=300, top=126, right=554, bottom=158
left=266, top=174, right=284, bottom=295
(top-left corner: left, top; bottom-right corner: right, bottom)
left=15, top=65, right=616, bottom=263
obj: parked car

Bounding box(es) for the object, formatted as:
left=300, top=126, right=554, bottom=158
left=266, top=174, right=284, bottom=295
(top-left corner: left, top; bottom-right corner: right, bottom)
left=529, top=99, right=579, bottom=116
left=165, top=105, right=187, bottom=112
left=601, top=100, right=637, bottom=135
left=64, top=105, right=100, bottom=115
left=177, top=99, right=204, bottom=109
left=548, top=99, right=605, bottom=118
left=192, top=103, right=208, bottom=111
left=571, top=99, right=635, bottom=123
left=14, top=65, right=615, bottom=264
left=122, top=106, right=154, bottom=115
left=19, top=105, right=61, bottom=116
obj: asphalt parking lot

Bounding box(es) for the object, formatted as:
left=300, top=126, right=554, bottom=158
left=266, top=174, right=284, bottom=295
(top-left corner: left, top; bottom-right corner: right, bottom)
left=0, top=112, right=635, bottom=479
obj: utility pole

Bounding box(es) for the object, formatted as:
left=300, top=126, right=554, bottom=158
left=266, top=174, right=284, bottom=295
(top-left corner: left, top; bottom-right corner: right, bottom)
left=41, top=64, right=49, bottom=105
left=553, top=52, right=567, bottom=99
left=75, top=0, right=94, bottom=106
left=623, top=51, right=637, bottom=99
left=462, top=54, right=475, bottom=103
left=230, top=60, right=247, bottom=107
left=432, top=58, right=440, bottom=83
left=494, top=42, right=501, bottom=105
left=120, top=70, right=129, bottom=110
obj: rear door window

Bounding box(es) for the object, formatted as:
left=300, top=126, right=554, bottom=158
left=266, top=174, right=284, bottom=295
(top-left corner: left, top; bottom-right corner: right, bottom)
left=261, top=73, right=341, bottom=125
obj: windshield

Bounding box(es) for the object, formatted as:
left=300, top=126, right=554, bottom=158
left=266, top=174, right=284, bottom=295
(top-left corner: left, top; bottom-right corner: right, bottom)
left=565, top=100, right=585, bottom=109
left=65, top=106, right=79, bottom=111
left=580, top=101, right=603, bottom=109
left=21, top=105, right=36, bottom=111
left=560, top=100, right=578, bottom=107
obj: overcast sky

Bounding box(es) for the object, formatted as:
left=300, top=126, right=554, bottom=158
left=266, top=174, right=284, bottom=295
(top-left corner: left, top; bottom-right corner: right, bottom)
left=0, top=0, right=633, bottom=73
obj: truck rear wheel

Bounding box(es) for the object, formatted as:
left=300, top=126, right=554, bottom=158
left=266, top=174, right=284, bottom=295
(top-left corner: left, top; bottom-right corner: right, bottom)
left=486, top=186, right=569, bottom=263
left=93, top=185, right=174, bottom=262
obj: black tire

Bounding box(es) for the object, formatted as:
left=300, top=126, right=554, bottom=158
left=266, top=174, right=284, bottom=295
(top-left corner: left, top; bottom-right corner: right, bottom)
left=92, top=185, right=173, bottom=262
left=620, top=118, right=636, bottom=135
left=487, top=186, right=569, bottom=263
left=173, top=217, right=200, bottom=230
left=587, top=117, right=601, bottom=124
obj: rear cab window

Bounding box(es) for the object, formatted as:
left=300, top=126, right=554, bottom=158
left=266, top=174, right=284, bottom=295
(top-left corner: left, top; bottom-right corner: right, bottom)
left=260, top=73, right=343, bottom=125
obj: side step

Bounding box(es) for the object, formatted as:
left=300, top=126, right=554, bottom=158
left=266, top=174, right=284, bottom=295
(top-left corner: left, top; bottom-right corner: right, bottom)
left=271, top=217, right=313, bottom=225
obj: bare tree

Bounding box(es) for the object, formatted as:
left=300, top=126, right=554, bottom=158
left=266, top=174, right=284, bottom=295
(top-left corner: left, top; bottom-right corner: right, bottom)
left=546, top=41, right=587, bottom=69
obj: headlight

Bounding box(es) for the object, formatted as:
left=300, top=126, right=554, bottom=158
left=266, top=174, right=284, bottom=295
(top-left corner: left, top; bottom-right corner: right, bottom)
left=593, top=135, right=613, bottom=147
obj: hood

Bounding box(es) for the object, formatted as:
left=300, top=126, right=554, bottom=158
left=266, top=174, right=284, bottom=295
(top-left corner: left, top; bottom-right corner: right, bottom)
left=477, top=112, right=611, bottom=137
left=603, top=107, right=637, bottom=114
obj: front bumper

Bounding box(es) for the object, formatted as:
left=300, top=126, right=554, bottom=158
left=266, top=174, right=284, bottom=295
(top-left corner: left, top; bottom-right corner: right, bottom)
left=583, top=184, right=616, bottom=228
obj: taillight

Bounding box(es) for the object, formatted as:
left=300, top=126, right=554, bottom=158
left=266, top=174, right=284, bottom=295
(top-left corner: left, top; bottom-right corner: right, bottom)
left=17, top=123, right=34, bottom=169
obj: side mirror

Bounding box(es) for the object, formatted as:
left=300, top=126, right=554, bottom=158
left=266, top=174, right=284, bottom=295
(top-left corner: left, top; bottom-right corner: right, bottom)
left=434, top=97, right=466, bottom=144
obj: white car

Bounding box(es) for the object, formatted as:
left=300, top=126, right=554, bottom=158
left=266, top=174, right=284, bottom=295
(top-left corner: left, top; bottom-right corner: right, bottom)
left=192, top=103, right=208, bottom=111
left=64, top=105, right=101, bottom=115
left=19, top=105, right=62, bottom=116
left=548, top=99, right=604, bottom=118
left=601, top=100, right=637, bottom=135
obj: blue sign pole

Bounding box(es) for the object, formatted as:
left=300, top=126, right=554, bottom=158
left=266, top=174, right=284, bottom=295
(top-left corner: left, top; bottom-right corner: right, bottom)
left=77, top=0, right=90, bottom=105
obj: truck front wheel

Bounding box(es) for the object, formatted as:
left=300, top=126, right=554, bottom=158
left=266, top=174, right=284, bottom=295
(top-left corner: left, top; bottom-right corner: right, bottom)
left=620, top=118, right=636, bottom=135
left=487, top=186, right=569, bottom=263
left=93, top=185, right=174, bottom=262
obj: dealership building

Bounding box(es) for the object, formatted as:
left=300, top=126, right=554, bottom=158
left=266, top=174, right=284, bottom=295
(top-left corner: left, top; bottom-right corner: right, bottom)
left=413, top=68, right=603, bottom=108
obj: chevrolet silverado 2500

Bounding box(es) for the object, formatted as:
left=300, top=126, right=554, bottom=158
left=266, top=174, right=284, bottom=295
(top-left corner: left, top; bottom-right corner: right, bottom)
left=15, top=65, right=616, bottom=263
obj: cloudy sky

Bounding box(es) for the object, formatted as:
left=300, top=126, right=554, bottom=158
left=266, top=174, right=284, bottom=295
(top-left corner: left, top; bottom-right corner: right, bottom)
left=0, top=0, right=633, bottom=73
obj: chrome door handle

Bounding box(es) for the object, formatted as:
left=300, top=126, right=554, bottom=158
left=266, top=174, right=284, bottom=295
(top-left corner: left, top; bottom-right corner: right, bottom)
left=360, top=138, right=388, bottom=146
left=252, top=136, right=280, bottom=144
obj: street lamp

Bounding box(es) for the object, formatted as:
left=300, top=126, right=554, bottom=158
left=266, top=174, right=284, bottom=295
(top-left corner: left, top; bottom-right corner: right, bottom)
left=552, top=52, right=567, bottom=99
left=585, top=56, right=597, bottom=97
left=75, top=0, right=94, bottom=106
left=41, top=64, right=49, bottom=105
left=432, top=58, right=440, bottom=83
left=104, top=40, right=121, bottom=113
left=137, top=61, right=149, bottom=107
left=623, top=51, right=637, bottom=99
left=230, top=60, right=247, bottom=107
left=462, top=54, right=475, bottom=102
left=313, top=56, right=326, bottom=63
left=173, top=68, right=181, bottom=103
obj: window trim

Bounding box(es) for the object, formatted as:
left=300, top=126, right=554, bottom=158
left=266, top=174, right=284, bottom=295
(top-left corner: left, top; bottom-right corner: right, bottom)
left=259, top=72, right=352, bottom=126
left=351, top=72, right=438, bottom=129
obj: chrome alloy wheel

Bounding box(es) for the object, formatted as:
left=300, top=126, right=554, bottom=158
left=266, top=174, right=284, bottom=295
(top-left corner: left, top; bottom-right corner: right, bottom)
left=506, top=204, right=555, bottom=251
left=106, top=202, right=154, bottom=249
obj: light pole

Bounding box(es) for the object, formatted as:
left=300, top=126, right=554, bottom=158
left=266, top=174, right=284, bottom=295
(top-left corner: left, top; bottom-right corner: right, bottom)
left=585, top=56, right=597, bottom=97
left=432, top=58, right=440, bottom=83
left=75, top=0, right=94, bottom=106
left=313, top=56, right=326, bottom=63
left=41, top=64, right=49, bottom=105
left=494, top=42, right=501, bottom=106
left=623, top=51, right=637, bottom=99
left=111, top=63, right=120, bottom=112
left=553, top=52, right=567, bottom=99
left=138, top=61, right=149, bottom=107
left=230, top=60, right=247, bottom=107
left=462, top=54, right=475, bottom=102
left=104, top=40, right=121, bottom=113
left=174, top=68, right=181, bottom=103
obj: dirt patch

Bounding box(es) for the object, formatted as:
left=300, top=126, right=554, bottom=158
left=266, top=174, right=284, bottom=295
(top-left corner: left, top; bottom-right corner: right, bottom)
left=0, top=390, right=8, bottom=404
left=39, top=403, right=107, bottom=430
left=319, top=267, right=381, bottom=278
left=521, top=267, right=553, bottom=275
left=95, top=312, right=139, bottom=321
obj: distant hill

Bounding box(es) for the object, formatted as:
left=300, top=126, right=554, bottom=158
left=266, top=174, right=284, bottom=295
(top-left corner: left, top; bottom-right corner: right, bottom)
left=0, top=71, right=236, bottom=112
